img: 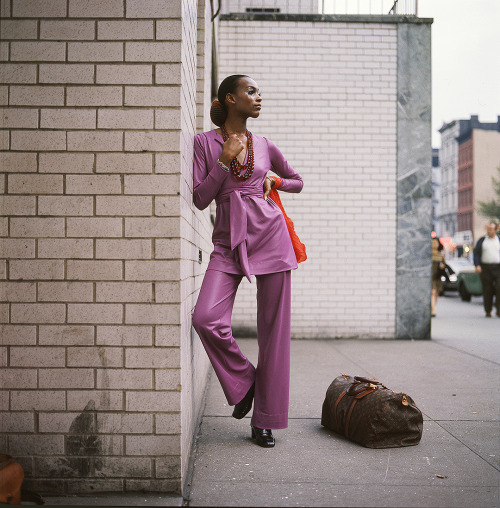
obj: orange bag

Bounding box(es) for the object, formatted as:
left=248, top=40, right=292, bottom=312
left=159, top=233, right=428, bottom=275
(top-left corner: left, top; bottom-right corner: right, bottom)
left=0, top=454, right=24, bottom=505
left=269, top=189, right=307, bottom=263
left=0, top=454, right=45, bottom=505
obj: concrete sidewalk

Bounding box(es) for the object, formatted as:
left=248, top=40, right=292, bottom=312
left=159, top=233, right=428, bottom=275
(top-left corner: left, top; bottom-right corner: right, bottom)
left=185, top=296, right=499, bottom=507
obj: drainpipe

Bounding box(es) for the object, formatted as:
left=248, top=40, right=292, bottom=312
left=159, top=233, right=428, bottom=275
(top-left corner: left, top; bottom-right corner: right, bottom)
left=210, top=0, right=220, bottom=99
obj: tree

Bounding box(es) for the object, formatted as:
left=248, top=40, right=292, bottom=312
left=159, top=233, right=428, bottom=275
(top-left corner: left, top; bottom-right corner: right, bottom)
left=477, top=165, right=500, bottom=220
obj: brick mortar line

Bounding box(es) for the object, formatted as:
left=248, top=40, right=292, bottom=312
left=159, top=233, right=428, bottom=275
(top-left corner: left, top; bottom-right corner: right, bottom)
left=2, top=17, right=183, bottom=22
left=2, top=39, right=183, bottom=43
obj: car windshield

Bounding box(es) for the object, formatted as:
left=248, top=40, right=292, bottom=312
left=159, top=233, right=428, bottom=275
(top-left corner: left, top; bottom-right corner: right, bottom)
left=446, top=258, right=473, bottom=271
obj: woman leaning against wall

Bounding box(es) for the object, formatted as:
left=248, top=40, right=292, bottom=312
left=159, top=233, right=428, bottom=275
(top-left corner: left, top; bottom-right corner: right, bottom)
left=192, top=74, right=305, bottom=448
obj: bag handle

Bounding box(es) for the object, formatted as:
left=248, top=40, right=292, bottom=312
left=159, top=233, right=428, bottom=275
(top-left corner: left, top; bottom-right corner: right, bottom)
left=354, top=376, right=381, bottom=384
left=347, top=377, right=384, bottom=397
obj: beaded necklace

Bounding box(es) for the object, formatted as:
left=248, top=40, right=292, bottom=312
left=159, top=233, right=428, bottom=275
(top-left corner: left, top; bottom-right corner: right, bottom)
left=220, top=124, right=254, bottom=181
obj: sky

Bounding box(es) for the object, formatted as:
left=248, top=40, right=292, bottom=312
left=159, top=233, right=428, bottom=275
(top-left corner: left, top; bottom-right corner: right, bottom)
left=417, top=0, right=500, bottom=147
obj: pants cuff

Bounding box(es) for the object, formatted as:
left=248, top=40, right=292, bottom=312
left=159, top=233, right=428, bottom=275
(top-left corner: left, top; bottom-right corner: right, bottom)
left=251, top=410, right=288, bottom=430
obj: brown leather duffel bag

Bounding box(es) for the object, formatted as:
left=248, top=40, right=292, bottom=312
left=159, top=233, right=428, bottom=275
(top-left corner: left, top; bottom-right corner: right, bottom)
left=321, top=374, right=423, bottom=448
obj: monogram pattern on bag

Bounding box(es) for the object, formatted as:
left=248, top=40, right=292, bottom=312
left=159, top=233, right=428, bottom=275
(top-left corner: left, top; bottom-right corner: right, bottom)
left=321, top=375, right=423, bottom=448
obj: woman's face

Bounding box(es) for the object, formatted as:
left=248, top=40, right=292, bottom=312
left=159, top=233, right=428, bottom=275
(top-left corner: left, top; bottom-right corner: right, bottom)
left=432, top=238, right=439, bottom=250
left=226, top=76, right=262, bottom=119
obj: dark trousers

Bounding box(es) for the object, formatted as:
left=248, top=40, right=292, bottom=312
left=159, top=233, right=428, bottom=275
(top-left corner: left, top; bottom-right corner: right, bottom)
left=480, top=263, right=500, bottom=313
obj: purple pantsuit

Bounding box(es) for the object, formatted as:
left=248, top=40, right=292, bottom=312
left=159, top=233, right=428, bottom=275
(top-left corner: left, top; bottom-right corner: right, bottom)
left=192, top=129, right=303, bottom=429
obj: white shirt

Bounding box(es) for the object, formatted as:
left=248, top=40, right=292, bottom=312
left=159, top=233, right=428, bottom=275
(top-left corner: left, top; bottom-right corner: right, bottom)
left=481, top=235, right=500, bottom=264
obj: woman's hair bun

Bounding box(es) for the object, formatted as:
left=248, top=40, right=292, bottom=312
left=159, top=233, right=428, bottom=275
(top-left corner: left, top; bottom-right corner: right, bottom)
left=210, top=99, right=227, bottom=127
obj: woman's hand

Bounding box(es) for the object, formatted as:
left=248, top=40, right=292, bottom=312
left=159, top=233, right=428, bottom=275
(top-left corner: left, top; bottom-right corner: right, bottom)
left=219, top=134, right=244, bottom=166
left=263, top=176, right=274, bottom=199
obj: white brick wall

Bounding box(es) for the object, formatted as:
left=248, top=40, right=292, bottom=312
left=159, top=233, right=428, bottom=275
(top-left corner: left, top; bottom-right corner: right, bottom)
left=0, top=0, right=212, bottom=495
left=219, top=20, right=397, bottom=338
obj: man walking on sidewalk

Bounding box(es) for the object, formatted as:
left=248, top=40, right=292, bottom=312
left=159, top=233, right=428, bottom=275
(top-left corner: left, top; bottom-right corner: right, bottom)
left=473, top=220, right=500, bottom=317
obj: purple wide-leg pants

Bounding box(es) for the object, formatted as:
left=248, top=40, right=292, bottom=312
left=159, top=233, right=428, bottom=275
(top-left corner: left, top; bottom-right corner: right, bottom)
left=192, top=269, right=291, bottom=429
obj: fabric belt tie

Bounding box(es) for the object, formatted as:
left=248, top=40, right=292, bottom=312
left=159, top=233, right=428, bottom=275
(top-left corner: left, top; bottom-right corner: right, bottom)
left=216, top=190, right=262, bottom=283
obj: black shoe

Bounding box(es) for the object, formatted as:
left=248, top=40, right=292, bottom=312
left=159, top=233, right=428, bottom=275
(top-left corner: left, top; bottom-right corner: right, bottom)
left=232, top=383, right=255, bottom=419
left=251, top=425, right=275, bottom=448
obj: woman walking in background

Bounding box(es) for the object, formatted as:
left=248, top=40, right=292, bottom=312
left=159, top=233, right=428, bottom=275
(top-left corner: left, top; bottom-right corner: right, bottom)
left=431, top=237, right=446, bottom=317
left=191, top=75, right=304, bottom=448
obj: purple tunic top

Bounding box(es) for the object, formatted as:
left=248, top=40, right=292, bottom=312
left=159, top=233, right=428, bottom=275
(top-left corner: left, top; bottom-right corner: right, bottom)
left=193, top=129, right=303, bottom=281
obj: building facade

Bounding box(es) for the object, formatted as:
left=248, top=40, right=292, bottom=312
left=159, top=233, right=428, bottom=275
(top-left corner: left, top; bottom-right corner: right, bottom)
left=0, top=0, right=432, bottom=496
left=457, top=139, right=473, bottom=235
left=431, top=148, right=441, bottom=235
left=439, top=115, right=500, bottom=244
left=438, top=120, right=465, bottom=238
left=457, top=120, right=500, bottom=242
left=456, top=117, right=500, bottom=242
left=471, top=128, right=500, bottom=241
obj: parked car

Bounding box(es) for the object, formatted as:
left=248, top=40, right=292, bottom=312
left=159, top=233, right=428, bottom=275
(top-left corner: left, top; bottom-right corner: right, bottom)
left=439, top=263, right=458, bottom=294
left=439, top=258, right=472, bottom=295
left=455, top=260, right=483, bottom=301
